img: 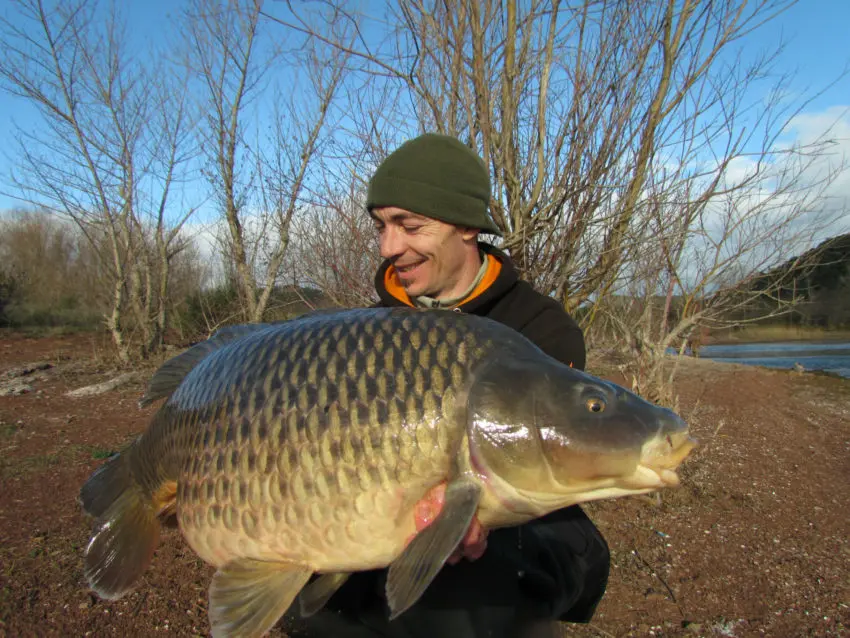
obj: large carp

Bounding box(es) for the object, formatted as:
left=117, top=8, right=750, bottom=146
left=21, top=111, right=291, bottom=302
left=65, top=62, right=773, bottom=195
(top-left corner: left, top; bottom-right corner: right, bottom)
left=79, top=307, right=695, bottom=637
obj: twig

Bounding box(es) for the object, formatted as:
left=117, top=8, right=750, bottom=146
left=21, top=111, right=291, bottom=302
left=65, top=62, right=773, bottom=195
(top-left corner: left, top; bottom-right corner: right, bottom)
left=131, top=590, right=148, bottom=617
left=632, top=548, right=686, bottom=619
left=587, top=623, right=617, bottom=638
left=712, top=419, right=725, bottom=437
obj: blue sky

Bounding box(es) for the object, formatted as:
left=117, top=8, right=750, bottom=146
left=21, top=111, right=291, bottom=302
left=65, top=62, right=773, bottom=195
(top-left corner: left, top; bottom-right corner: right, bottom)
left=1, top=0, right=848, bottom=216
left=744, top=0, right=849, bottom=114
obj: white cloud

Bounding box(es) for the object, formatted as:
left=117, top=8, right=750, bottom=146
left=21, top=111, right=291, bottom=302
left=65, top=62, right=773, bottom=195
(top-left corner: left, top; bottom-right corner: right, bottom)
left=783, top=106, right=850, bottom=224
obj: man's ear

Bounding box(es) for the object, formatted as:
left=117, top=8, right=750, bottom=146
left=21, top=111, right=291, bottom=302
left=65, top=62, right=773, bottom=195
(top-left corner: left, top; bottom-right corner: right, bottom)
left=460, top=227, right=480, bottom=242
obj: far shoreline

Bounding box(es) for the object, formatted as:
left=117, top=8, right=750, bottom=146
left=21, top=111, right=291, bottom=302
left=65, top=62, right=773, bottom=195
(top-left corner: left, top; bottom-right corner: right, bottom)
left=704, top=326, right=850, bottom=346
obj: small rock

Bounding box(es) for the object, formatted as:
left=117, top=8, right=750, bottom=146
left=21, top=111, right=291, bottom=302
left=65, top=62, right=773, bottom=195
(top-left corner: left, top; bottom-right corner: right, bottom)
left=0, top=382, right=33, bottom=397
left=65, top=372, right=137, bottom=397
left=3, top=361, right=53, bottom=379
left=686, top=623, right=703, bottom=633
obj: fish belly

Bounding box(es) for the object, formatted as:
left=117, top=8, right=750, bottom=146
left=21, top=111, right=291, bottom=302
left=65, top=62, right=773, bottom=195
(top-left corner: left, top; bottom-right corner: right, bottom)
left=176, top=438, right=444, bottom=571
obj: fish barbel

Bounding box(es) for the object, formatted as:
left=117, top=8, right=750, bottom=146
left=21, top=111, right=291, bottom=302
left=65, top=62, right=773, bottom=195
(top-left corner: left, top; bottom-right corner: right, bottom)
left=79, top=307, right=696, bottom=637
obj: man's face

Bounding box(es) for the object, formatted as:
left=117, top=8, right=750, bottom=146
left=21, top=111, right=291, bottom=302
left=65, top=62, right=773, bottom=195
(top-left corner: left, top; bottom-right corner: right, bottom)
left=371, top=207, right=478, bottom=299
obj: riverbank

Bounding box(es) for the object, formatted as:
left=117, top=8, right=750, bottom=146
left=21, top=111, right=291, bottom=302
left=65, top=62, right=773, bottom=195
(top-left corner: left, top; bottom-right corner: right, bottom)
left=706, top=324, right=850, bottom=345
left=0, top=332, right=847, bottom=637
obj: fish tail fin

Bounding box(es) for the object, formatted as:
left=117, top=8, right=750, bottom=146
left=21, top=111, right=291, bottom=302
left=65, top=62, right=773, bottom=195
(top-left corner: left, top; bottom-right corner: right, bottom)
left=79, top=450, right=163, bottom=600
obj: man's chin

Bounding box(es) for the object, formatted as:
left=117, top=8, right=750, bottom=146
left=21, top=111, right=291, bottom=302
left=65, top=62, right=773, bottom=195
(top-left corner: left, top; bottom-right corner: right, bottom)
left=400, top=277, right=434, bottom=299
left=401, top=283, right=424, bottom=298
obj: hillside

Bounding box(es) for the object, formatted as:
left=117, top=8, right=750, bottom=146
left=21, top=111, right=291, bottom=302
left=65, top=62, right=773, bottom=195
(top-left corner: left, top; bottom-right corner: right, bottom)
left=746, top=232, right=850, bottom=328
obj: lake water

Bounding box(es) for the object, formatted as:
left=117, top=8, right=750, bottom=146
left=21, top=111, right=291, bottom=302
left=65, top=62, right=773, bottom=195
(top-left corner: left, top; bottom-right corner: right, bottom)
left=694, top=341, right=850, bottom=379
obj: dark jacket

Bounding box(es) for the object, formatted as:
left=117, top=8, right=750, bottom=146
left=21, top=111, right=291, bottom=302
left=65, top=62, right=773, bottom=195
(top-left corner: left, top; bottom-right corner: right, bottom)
left=374, top=242, right=586, bottom=370
left=372, top=242, right=609, bottom=625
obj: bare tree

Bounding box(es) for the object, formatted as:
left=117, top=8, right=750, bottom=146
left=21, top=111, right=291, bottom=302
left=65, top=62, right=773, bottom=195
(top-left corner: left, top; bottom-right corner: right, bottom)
left=287, top=184, right=381, bottom=309
left=268, top=0, right=840, bottom=313
left=0, top=209, right=98, bottom=322
left=183, top=0, right=266, bottom=322
left=0, top=0, right=196, bottom=361
left=592, top=98, right=846, bottom=405
left=183, top=0, right=349, bottom=323
left=261, top=0, right=849, bottom=407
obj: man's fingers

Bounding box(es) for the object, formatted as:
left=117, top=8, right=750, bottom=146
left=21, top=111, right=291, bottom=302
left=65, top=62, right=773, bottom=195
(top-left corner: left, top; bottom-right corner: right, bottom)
left=464, top=535, right=488, bottom=561
left=460, top=515, right=488, bottom=546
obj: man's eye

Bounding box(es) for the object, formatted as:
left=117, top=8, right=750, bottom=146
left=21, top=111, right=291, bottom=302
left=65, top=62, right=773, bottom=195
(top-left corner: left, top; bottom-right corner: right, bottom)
left=403, top=226, right=421, bottom=234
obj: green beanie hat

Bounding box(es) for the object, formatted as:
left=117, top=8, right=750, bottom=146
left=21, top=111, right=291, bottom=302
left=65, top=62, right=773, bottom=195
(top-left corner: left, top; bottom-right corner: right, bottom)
left=366, top=133, right=502, bottom=236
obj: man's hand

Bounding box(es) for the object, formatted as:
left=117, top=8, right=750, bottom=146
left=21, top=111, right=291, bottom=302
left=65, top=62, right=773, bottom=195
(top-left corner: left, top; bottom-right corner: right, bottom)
left=410, top=482, right=489, bottom=565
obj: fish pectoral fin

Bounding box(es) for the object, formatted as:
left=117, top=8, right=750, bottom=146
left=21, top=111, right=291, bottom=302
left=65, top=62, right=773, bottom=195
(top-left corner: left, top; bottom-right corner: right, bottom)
left=209, top=558, right=312, bottom=638
left=298, top=572, right=351, bottom=617
left=386, top=477, right=482, bottom=620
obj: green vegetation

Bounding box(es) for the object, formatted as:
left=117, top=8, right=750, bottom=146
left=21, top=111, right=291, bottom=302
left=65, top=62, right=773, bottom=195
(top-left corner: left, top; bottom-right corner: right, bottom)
left=3, top=211, right=847, bottom=352
left=0, top=423, right=18, bottom=438
left=0, top=211, right=106, bottom=332
left=2, top=297, right=104, bottom=332
left=0, top=451, right=65, bottom=479
left=0, top=443, right=127, bottom=479
left=89, top=447, right=117, bottom=460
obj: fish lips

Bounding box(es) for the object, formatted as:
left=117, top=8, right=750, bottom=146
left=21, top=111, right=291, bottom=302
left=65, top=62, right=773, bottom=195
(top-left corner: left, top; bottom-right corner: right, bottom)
left=637, top=431, right=699, bottom=488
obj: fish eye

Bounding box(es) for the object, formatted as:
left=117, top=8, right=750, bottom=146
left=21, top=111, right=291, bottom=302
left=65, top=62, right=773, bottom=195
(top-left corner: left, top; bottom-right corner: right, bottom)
left=586, top=397, right=606, bottom=413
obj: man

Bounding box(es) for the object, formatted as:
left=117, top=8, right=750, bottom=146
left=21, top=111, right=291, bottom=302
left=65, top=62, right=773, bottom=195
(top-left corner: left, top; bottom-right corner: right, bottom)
left=286, top=133, right=610, bottom=637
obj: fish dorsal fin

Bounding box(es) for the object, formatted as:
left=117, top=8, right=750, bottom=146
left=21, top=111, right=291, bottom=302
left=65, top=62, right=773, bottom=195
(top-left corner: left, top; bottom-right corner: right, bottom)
left=209, top=558, right=312, bottom=638
left=139, top=325, right=269, bottom=407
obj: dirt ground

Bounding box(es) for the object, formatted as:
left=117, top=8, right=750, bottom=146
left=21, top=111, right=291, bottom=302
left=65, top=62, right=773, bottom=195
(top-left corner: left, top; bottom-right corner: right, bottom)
left=0, top=330, right=847, bottom=638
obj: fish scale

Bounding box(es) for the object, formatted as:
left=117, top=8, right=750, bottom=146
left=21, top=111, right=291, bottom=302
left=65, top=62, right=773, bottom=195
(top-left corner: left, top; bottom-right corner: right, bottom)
left=161, top=311, right=474, bottom=568
left=80, top=306, right=696, bottom=638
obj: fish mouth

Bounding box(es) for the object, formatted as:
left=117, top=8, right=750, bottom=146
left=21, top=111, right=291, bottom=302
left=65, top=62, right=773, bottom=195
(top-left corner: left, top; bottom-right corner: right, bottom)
left=631, top=464, right=683, bottom=489
left=636, top=433, right=698, bottom=488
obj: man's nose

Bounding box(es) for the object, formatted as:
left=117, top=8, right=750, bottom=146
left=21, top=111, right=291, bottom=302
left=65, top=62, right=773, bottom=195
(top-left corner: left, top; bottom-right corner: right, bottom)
left=380, top=226, right=406, bottom=260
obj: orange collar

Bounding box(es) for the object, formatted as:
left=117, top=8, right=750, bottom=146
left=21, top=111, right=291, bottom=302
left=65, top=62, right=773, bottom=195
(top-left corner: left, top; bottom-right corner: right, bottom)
left=383, top=254, right=502, bottom=308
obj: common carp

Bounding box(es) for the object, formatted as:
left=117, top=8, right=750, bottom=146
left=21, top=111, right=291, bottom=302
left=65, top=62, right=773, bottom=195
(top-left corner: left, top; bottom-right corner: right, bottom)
left=79, top=307, right=695, bottom=637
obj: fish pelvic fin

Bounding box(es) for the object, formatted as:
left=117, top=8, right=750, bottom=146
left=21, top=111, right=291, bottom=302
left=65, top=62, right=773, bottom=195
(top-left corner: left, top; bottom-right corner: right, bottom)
left=386, top=477, right=482, bottom=620
left=80, top=452, right=163, bottom=601
left=139, top=324, right=269, bottom=407
left=209, top=558, right=313, bottom=638
left=298, top=572, right=351, bottom=618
